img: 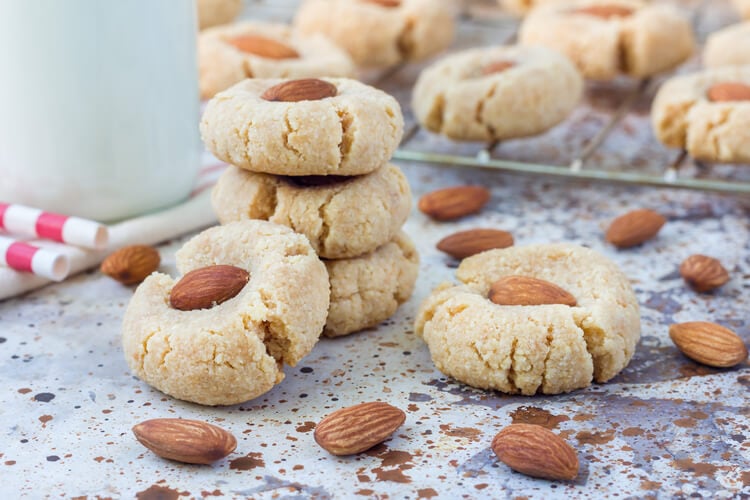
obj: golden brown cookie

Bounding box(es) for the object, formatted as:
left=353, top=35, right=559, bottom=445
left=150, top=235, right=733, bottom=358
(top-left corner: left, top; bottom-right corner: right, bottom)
left=519, top=0, right=695, bottom=80
left=199, top=21, right=355, bottom=99
left=412, top=45, right=583, bottom=141
left=121, top=220, right=329, bottom=406
left=197, top=0, right=243, bottom=30
left=294, top=0, right=455, bottom=67
left=733, top=0, right=750, bottom=19
left=704, top=22, right=750, bottom=69
left=325, top=232, right=418, bottom=337
left=201, top=78, right=404, bottom=176
left=415, top=243, right=641, bottom=395
left=652, top=66, right=750, bottom=164
left=211, top=164, right=412, bottom=259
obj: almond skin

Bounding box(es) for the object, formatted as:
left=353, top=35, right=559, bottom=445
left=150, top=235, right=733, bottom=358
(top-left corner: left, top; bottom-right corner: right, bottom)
left=261, top=78, right=338, bottom=102
left=707, top=82, right=750, bottom=102
left=362, top=0, right=402, bottom=7
left=227, top=35, right=299, bottom=59
left=418, top=186, right=491, bottom=221
left=605, top=208, right=666, bottom=248
left=169, top=265, right=250, bottom=311
left=437, top=228, right=514, bottom=260
left=100, top=245, right=160, bottom=285
left=314, top=402, right=406, bottom=456
left=492, top=424, right=579, bottom=481
left=679, top=254, right=730, bottom=293
left=669, top=321, right=748, bottom=368
left=489, top=276, right=577, bottom=307
left=132, top=418, right=237, bottom=465
left=482, top=61, right=516, bottom=75
left=574, top=5, right=634, bottom=18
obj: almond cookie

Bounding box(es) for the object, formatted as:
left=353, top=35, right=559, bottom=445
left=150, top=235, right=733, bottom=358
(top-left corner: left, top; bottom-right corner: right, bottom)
left=412, top=45, right=583, bottom=141
left=704, top=22, right=750, bottom=69
left=122, top=220, right=329, bottom=406
left=293, top=0, right=455, bottom=68
left=415, top=243, right=641, bottom=395
left=212, top=164, right=411, bottom=259
left=652, top=66, right=750, bottom=164
left=733, top=0, right=750, bottom=19
left=201, top=78, right=404, bottom=176
left=197, top=0, right=243, bottom=30
left=199, top=21, right=355, bottom=99
left=519, top=0, right=695, bottom=80
left=499, top=0, right=562, bottom=16
left=325, top=232, right=418, bottom=337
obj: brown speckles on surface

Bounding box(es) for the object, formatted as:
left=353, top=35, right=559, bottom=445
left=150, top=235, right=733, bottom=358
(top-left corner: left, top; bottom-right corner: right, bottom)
left=136, top=485, right=189, bottom=500
left=295, top=421, right=316, bottom=433
left=510, top=406, right=570, bottom=429
left=438, top=424, right=482, bottom=442
left=230, top=452, right=265, bottom=471
left=672, top=458, right=719, bottom=477
left=17, top=388, right=31, bottom=394
left=38, top=415, right=52, bottom=427
left=365, top=446, right=415, bottom=483
left=417, top=488, right=438, bottom=499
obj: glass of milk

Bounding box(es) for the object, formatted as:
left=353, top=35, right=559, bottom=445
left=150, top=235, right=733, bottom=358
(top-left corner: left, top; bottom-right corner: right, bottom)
left=0, top=0, right=202, bottom=222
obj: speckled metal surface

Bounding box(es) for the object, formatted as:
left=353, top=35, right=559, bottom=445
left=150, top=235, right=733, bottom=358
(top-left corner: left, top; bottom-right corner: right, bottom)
left=2, top=1, right=749, bottom=498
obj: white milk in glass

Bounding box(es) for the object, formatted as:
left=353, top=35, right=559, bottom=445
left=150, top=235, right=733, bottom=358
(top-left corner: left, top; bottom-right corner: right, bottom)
left=0, top=0, right=201, bottom=221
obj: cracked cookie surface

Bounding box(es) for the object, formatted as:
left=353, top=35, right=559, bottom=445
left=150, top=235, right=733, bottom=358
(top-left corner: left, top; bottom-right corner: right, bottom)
left=201, top=78, right=403, bottom=176
left=704, top=22, right=750, bottom=69
left=412, top=45, right=582, bottom=141
left=293, top=0, right=455, bottom=67
left=197, top=0, right=242, bottom=30
left=121, top=220, right=329, bottom=406
left=519, top=0, right=694, bottom=80
left=652, top=66, right=750, bottom=164
left=325, top=232, right=418, bottom=337
left=199, top=21, right=354, bottom=99
left=212, top=163, right=411, bottom=259
left=415, top=243, right=640, bottom=395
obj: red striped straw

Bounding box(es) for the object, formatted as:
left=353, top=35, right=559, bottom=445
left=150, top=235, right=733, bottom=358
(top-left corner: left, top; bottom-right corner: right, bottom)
left=0, top=235, right=70, bottom=281
left=0, top=203, right=109, bottom=250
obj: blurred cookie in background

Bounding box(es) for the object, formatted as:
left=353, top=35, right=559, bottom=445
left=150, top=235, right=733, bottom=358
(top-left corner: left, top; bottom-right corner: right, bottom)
left=519, top=0, right=695, bottom=80
left=294, top=0, right=455, bottom=68
left=732, top=0, right=750, bottom=19
left=412, top=45, right=583, bottom=141
left=197, top=0, right=243, bottom=30
left=498, top=0, right=562, bottom=16
left=704, top=22, right=750, bottom=68
left=199, top=21, right=354, bottom=99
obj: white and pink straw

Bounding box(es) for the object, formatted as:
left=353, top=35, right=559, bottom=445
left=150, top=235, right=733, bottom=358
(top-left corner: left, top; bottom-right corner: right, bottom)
left=0, top=202, right=109, bottom=250
left=0, top=236, right=70, bottom=281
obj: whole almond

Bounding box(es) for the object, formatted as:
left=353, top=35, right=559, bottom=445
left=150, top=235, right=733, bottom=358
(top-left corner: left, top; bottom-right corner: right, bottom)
left=362, top=0, right=401, bottom=7
left=492, top=424, right=579, bottom=481
left=418, top=186, right=491, bottom=221
left=669, top=321, right=748, bottom=368
left=261, top=78, right=337, bottom=102
left=132, top=418, right=237, bottom=465
left=482, top=61, right=516, bottom=75
left=227, top=35, right=299, bottom=60
left=489, top=276, right=577, bottom=307
left=707, top=82, right=750, bottom=102
left=605, top=208, right=666, bottom=248
left=437, top=228, right=514, bottom=259
left=679, top=254, right=729, bottom=293
left=574, top=5, right=634, bottom=18
left=169, top=265, right=250, bottom=311
left=101, top=245, right=160, bottom=285
left=314, top=402, right=406, bottom=456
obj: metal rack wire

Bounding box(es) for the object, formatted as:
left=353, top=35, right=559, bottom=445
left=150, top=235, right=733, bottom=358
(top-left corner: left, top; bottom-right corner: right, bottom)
left=386, top=1, right=750, bottom=194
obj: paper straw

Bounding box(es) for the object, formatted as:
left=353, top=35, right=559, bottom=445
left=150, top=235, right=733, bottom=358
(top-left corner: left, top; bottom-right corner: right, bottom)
left=0, top=235, right=70, bottom=281
left=0, top=189, right=216, bottom=300
left=0, top=203, right=109, bottom=250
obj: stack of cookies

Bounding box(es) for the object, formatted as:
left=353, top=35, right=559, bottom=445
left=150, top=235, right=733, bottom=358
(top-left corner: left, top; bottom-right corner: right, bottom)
left=202, top=77, right=419, bottom=337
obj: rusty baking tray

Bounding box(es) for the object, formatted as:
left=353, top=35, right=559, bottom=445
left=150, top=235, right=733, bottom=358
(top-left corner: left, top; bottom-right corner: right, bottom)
left=370, top=0, right=750, bottom=194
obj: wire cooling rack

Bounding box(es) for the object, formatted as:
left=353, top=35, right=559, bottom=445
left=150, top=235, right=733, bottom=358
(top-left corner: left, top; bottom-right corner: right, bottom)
left=256, top=0, right=750, bottom=194
left=381, top=0, right=750, bottom=194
